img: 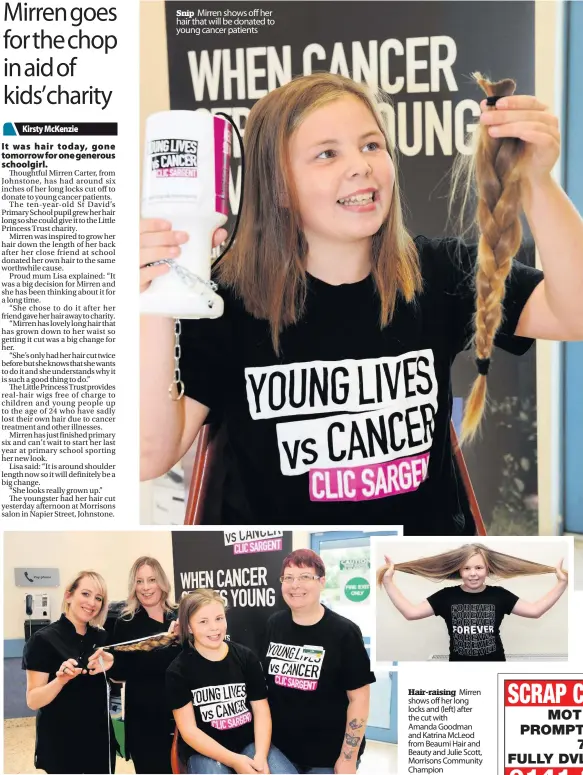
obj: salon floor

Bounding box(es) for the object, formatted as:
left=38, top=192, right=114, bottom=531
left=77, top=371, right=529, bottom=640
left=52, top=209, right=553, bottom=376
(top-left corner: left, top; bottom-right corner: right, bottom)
left=3, top=719, right=398, bottom=774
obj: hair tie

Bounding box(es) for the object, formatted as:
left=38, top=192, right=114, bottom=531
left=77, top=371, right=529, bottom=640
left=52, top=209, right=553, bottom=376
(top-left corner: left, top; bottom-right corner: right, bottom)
left=485, top=95, right=503, bottom=107
left=476, top=357, right=491, bottom=376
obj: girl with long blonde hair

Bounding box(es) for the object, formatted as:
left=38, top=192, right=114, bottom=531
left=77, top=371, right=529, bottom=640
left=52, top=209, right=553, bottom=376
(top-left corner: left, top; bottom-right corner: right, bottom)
left=378, top=544, right=568, bottom=661
left=110, top=557, right=180, bottom=774
left=140, top=71, right=583, bottom=534
left=166, top=589, right=293, bottom=774
left=22, top=571, right=116, bottom=773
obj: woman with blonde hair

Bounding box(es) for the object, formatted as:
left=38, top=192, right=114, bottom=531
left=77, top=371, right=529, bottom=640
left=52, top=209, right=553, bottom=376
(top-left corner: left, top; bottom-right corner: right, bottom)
left=110, top=556, right=180, bottom=773
left=22, top=570, right=116, bottom=773
left=166, top=589, right=292, bottom=774
left=140, top=71, right=583, bottom=534
left=378, top=544, right=568, bottom=661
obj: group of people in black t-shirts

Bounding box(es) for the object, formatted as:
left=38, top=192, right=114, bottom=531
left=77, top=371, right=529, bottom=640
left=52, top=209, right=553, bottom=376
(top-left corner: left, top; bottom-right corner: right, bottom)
left=22, top=550, right=375, bottom=775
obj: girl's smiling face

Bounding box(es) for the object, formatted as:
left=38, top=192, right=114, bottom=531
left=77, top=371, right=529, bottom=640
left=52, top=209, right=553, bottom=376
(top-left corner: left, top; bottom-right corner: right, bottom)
left=189, top=601, right=227, bottom=651
left=460, top=553, right=489, bottom=592
left=288, top=95, right=394, bottom=251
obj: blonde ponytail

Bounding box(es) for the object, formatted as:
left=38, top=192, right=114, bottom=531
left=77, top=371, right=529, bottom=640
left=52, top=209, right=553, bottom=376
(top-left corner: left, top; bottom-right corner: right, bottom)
left=451, top=72, right=529, bottom=442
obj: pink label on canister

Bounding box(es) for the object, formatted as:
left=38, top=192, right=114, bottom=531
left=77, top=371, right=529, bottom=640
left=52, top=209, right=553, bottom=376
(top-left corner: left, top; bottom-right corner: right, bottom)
left=309, top=452, right=430, bottom=502
left=155, top=168, right=198, bottom=178
left=213, top=116, right=231, bottom=215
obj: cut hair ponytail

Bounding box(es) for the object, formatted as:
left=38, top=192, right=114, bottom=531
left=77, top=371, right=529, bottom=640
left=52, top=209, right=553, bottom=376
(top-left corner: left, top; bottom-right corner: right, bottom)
left=450, top=73, right=528, bottom=442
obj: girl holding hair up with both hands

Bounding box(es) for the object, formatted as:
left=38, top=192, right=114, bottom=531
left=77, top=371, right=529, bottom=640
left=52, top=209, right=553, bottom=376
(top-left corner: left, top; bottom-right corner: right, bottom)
left=378, top=544, right=568, bottom=661
left=140, top=72, right=583, bottom=534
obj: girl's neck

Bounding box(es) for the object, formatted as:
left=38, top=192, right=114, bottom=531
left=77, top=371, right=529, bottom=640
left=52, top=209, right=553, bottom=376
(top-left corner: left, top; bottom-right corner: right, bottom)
left=66, top=611, right=87, bottom=635
left=143, top=603, right=165, bottom=623
left=291, top=603, right=325, bottom=627
left=460, top=584, right=486, bottom=594
left=194, top=640, right=229, bottom=662
left=305, top=235, right=372, bottom=285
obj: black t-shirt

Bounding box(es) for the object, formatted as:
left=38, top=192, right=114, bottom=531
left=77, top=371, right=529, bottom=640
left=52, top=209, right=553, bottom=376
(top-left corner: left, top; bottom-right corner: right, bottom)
left=110, top=607, right=180, bottom=760
left=427, top=584, right=519, bottom=661
left=179, top=235, right=543, bottom=533
left=165, top=641, right=267, bottom=761
left=22, top=614, right=116, bottom=774
left=263, top=607, right=376, bottom=768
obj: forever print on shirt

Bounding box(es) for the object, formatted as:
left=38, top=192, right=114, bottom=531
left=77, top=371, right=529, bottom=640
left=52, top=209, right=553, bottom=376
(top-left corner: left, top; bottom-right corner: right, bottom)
left=427, top=585, right=519, bottom=661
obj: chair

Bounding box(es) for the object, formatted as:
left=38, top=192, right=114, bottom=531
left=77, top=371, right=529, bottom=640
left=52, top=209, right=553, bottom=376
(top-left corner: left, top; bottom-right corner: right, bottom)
left=184, top=422, right=487, bottom=535
left=170, top=727, right=186, bottom=774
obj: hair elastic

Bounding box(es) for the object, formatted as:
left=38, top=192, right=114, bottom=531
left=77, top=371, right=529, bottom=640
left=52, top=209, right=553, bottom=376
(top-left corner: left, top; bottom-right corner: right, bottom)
left=486, top=95, right=503, bottom=107
left=476, top=357, right=491, bottom=376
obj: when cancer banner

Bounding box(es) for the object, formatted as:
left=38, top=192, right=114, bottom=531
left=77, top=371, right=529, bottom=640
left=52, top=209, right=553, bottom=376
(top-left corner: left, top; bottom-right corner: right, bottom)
left=172, top=530, right=292, bottom=655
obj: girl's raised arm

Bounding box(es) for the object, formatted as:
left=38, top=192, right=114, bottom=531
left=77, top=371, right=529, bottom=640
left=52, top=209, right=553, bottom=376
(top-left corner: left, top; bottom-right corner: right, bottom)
left=511, top=559, right=568, bottom=619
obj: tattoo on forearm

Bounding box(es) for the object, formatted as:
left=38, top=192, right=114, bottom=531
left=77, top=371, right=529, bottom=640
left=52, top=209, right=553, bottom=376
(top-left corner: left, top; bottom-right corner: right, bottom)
left=342, top=751, right=353, bottom=760
left=348, top=718, right=366, bottom=731
left=345, top=733, right=360, bottom=747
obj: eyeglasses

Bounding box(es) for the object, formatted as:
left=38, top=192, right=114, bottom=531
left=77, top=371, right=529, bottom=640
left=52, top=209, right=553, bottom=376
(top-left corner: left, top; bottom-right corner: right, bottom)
left=280, top=574, right=321, bottom=585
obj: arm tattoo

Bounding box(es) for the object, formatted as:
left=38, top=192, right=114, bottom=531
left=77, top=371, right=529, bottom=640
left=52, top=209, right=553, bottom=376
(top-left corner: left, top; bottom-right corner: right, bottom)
left=342, top=751, right=354, bottom=761
left=348, top=718, right=366, bottom=731
left=345, top=733, right=360, bottom=748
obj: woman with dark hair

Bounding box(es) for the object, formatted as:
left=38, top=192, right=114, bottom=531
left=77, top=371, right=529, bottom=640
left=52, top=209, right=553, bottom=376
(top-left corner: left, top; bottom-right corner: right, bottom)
left=140, top=71, right=583, bottom=534
left=22, top=571, right=116, bottom=774
left=263, top=549, right=375, bottom=774
left=378, top=543, right=568, bottom=661
left=110, top=556, right=180, bottom=773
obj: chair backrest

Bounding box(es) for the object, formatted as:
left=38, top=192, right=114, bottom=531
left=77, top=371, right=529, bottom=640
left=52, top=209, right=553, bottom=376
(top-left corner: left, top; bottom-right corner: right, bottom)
left=184, top=422, right=487, bottom=535
left=170, top=727, right=186, bottom=774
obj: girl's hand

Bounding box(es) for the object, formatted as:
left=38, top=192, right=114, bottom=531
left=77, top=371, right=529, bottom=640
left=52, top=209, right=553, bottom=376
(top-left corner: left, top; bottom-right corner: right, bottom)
left=382, top=555, right=395, bottom=584
left=56, top=659, right=84, bottom=684
left=139, top=219, right=228, bottom=293
left=167, top=619, right=179, bottom=636
left=252, top=754, right=269, bottom=773
left=555, top=558, right=568, bottom=583
left=479, top=95, right=560, bottom=185
left=231, top=753, right=260, bottom=774
left=86, top=648, right=114, bottom=675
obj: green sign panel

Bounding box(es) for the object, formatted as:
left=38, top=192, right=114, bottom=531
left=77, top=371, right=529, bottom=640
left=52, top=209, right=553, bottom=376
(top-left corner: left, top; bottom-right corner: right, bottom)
left=344, top=576, right=370, bottom=602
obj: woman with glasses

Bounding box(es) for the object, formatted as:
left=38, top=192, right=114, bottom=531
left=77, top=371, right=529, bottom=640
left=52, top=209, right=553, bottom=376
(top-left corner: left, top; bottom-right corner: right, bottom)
left=263, top=550, right=376, bottom=774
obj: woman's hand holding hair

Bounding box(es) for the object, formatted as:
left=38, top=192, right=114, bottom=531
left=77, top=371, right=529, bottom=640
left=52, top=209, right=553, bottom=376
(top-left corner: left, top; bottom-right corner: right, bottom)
left=86, top=648, right=114, bottom=675
left=56, top=659, right=84, bottom=684
left=140, top=219, right=228, bottom=293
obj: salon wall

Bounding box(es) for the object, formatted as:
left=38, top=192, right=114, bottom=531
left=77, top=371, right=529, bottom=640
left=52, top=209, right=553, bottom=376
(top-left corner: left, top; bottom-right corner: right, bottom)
left=373, top=538, right=570, bottom=662
left=3, top=531, right=174, bottom=641
left=3, top=528, right=310, bottom=642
